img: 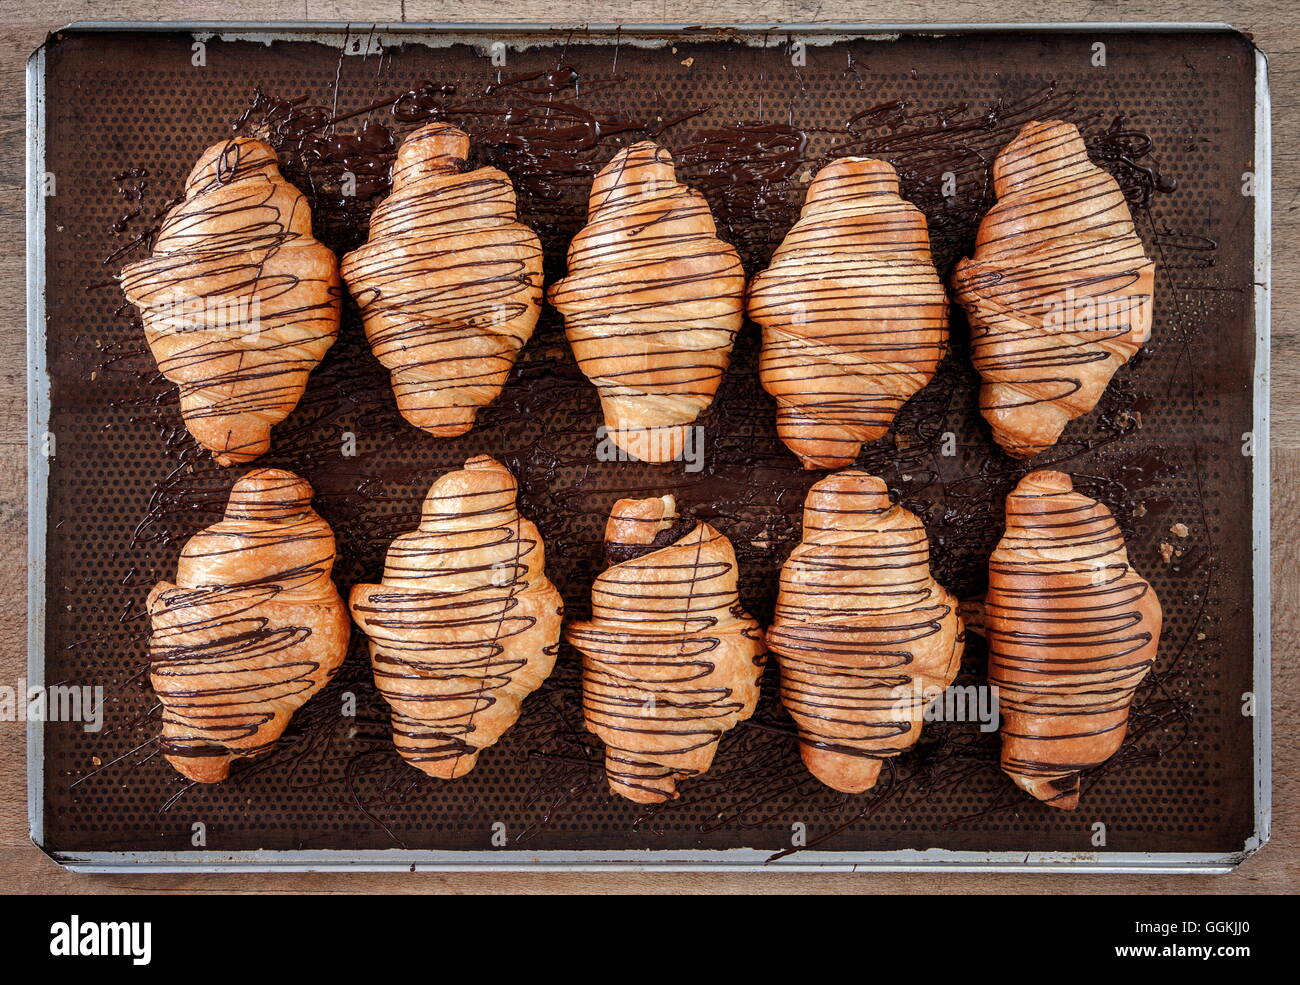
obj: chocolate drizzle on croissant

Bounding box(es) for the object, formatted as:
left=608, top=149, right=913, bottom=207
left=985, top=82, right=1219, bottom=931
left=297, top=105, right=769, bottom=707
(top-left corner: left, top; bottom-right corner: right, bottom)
left=350, top=456, right=563, bottom=779
left=566, top=495, right=765, bottom=803
left=952, top=121, right=1156, bottom=458
left=749, top=158, right=949, bottom=470
left=767, top=471, right=964, bottom=792
left=147, top=469, right=350, bottom=783
left=549, top=141, right=746, bottom=464
left=342, top=124, right=544, bottom=437
left=972, top=470, right=1162, bottom=809
left=120, top=138, right=341, bottom=465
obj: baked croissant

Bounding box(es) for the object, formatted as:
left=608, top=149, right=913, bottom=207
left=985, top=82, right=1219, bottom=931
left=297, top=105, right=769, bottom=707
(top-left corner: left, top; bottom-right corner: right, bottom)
left=952, top=121, right=1155, bottom=458
left=147, top=469, right=349, bottom=783
left=566, top=495, right=765, bottom=802
left=342, top=124, right=544, bottom=437
left=120, top=138, right=341, bottom=465
left=767, top=471, right=964, bottom=792
left=549, top=141, right=746, bottom=463
left=350, top=456, right=563, bottom=779
left=749, top=158, right=949, bottom=470
left=968, top=470, right=1162, bottom=809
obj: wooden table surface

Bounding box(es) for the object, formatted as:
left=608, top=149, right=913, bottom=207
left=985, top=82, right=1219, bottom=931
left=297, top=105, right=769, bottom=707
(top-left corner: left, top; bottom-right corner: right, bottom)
left=1, top=0, right=1294, bottom=895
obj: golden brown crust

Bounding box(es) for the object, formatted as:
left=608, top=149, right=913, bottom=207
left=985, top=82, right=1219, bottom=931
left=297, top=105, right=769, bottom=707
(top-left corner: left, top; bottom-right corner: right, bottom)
left=549, top=141, right=745, bottom=463
left=976, top=469, right=1162, bottom=809
left=602, top=494, right=678, bottom=545
left=749, top=158, right=949, bottom=470
left=120, top=139, right=341, bottom=466
left=342, top=124, right=544, bottom=438
left=147, top=469, right=349, bottom=783
left=952, top=121, right=1155, bottom=458
left=349, top=456, right=563, bottom=779
left=566, top=497, right=765, bottom=802
left=767, top=471, right=963, bottom=792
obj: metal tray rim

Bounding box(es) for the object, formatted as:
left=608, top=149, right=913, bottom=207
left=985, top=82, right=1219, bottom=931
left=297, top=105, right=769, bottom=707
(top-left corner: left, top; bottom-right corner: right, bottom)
left=45, top=849, right=1243, bottom=875
left=49, top=20, right=1247, bottom=31
left=25, top=21, right=1273, bottom=875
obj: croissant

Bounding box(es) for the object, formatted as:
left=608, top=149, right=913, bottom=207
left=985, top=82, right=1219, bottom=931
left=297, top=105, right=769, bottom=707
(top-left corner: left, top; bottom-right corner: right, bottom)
left=952, top=121, right=1155, bottom=458
left=342, top=124, right=544, bottom=437
left=749, top=158, right=949, bottom=470
left=549, top=141, right=746, bottom=463
left=146, top=469, right=349, bottom=783
left=349, top=456, right=563, bottom=779
left=767, top=471, right=964, bottom=792
left=120, top=138, right=341, bottom=465
left=566, top=495, right=765, bottom=802
left=968, top=470, right=1162, bottom=809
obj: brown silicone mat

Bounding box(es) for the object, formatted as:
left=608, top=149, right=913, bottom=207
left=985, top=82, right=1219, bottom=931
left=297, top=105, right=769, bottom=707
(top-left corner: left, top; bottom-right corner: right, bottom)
left=34, top=26, right=1260, bottom=861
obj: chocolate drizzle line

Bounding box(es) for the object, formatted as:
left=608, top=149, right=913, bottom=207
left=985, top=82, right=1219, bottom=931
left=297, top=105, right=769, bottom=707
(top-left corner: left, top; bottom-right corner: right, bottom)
left=349, top=457, right=563, bottom=779
left=749, top=157, right=949, bottom=469
left=341, top=123, right=545, bottom=438
left=980, top=470, right=1162, bottom=810
left=566, top=496, right=766, bottom=804
left=549, top=140, right=747, bottom=464
left=768, top=472, right=963, bottom=794
left=118, top=138, right=342, bottom=466
left=951, top=121, right=1157, bottom=459
left=147, top=469, right=349, bottom=783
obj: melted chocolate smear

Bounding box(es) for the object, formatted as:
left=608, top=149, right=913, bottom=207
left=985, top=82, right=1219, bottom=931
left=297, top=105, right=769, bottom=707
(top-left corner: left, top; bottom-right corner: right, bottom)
left=93, top=61, right=1198, bottom=852
left=677, top=123, right=808, bottom=270
left=603, top=515, right=697, bottom=567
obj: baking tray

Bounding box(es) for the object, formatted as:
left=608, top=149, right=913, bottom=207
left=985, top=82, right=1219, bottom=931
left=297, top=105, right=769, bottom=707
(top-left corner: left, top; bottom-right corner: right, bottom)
left=26, top=22, right=1271, bottom=872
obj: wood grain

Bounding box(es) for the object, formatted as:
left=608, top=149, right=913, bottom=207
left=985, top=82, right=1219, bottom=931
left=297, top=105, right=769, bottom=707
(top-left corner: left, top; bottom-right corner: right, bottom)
left=1, top=0, right=1294, bottom=895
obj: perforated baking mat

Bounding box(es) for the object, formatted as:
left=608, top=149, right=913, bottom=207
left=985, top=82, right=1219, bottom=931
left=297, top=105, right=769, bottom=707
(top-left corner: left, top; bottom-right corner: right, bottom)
left=26, top=22, right=1270, bottom=872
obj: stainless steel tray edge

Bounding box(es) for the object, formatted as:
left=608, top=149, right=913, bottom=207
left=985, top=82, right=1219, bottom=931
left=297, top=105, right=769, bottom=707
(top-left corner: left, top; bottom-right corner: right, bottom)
left=25, top=40, right=49, bottom=859
left=54, top=21, right=1243, bottom=33
left=1249, top=44, right=1273, bottom=857
left=45, top=848, right=1244, bottom=875
left=24, top=21, right=1273, bottom=875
